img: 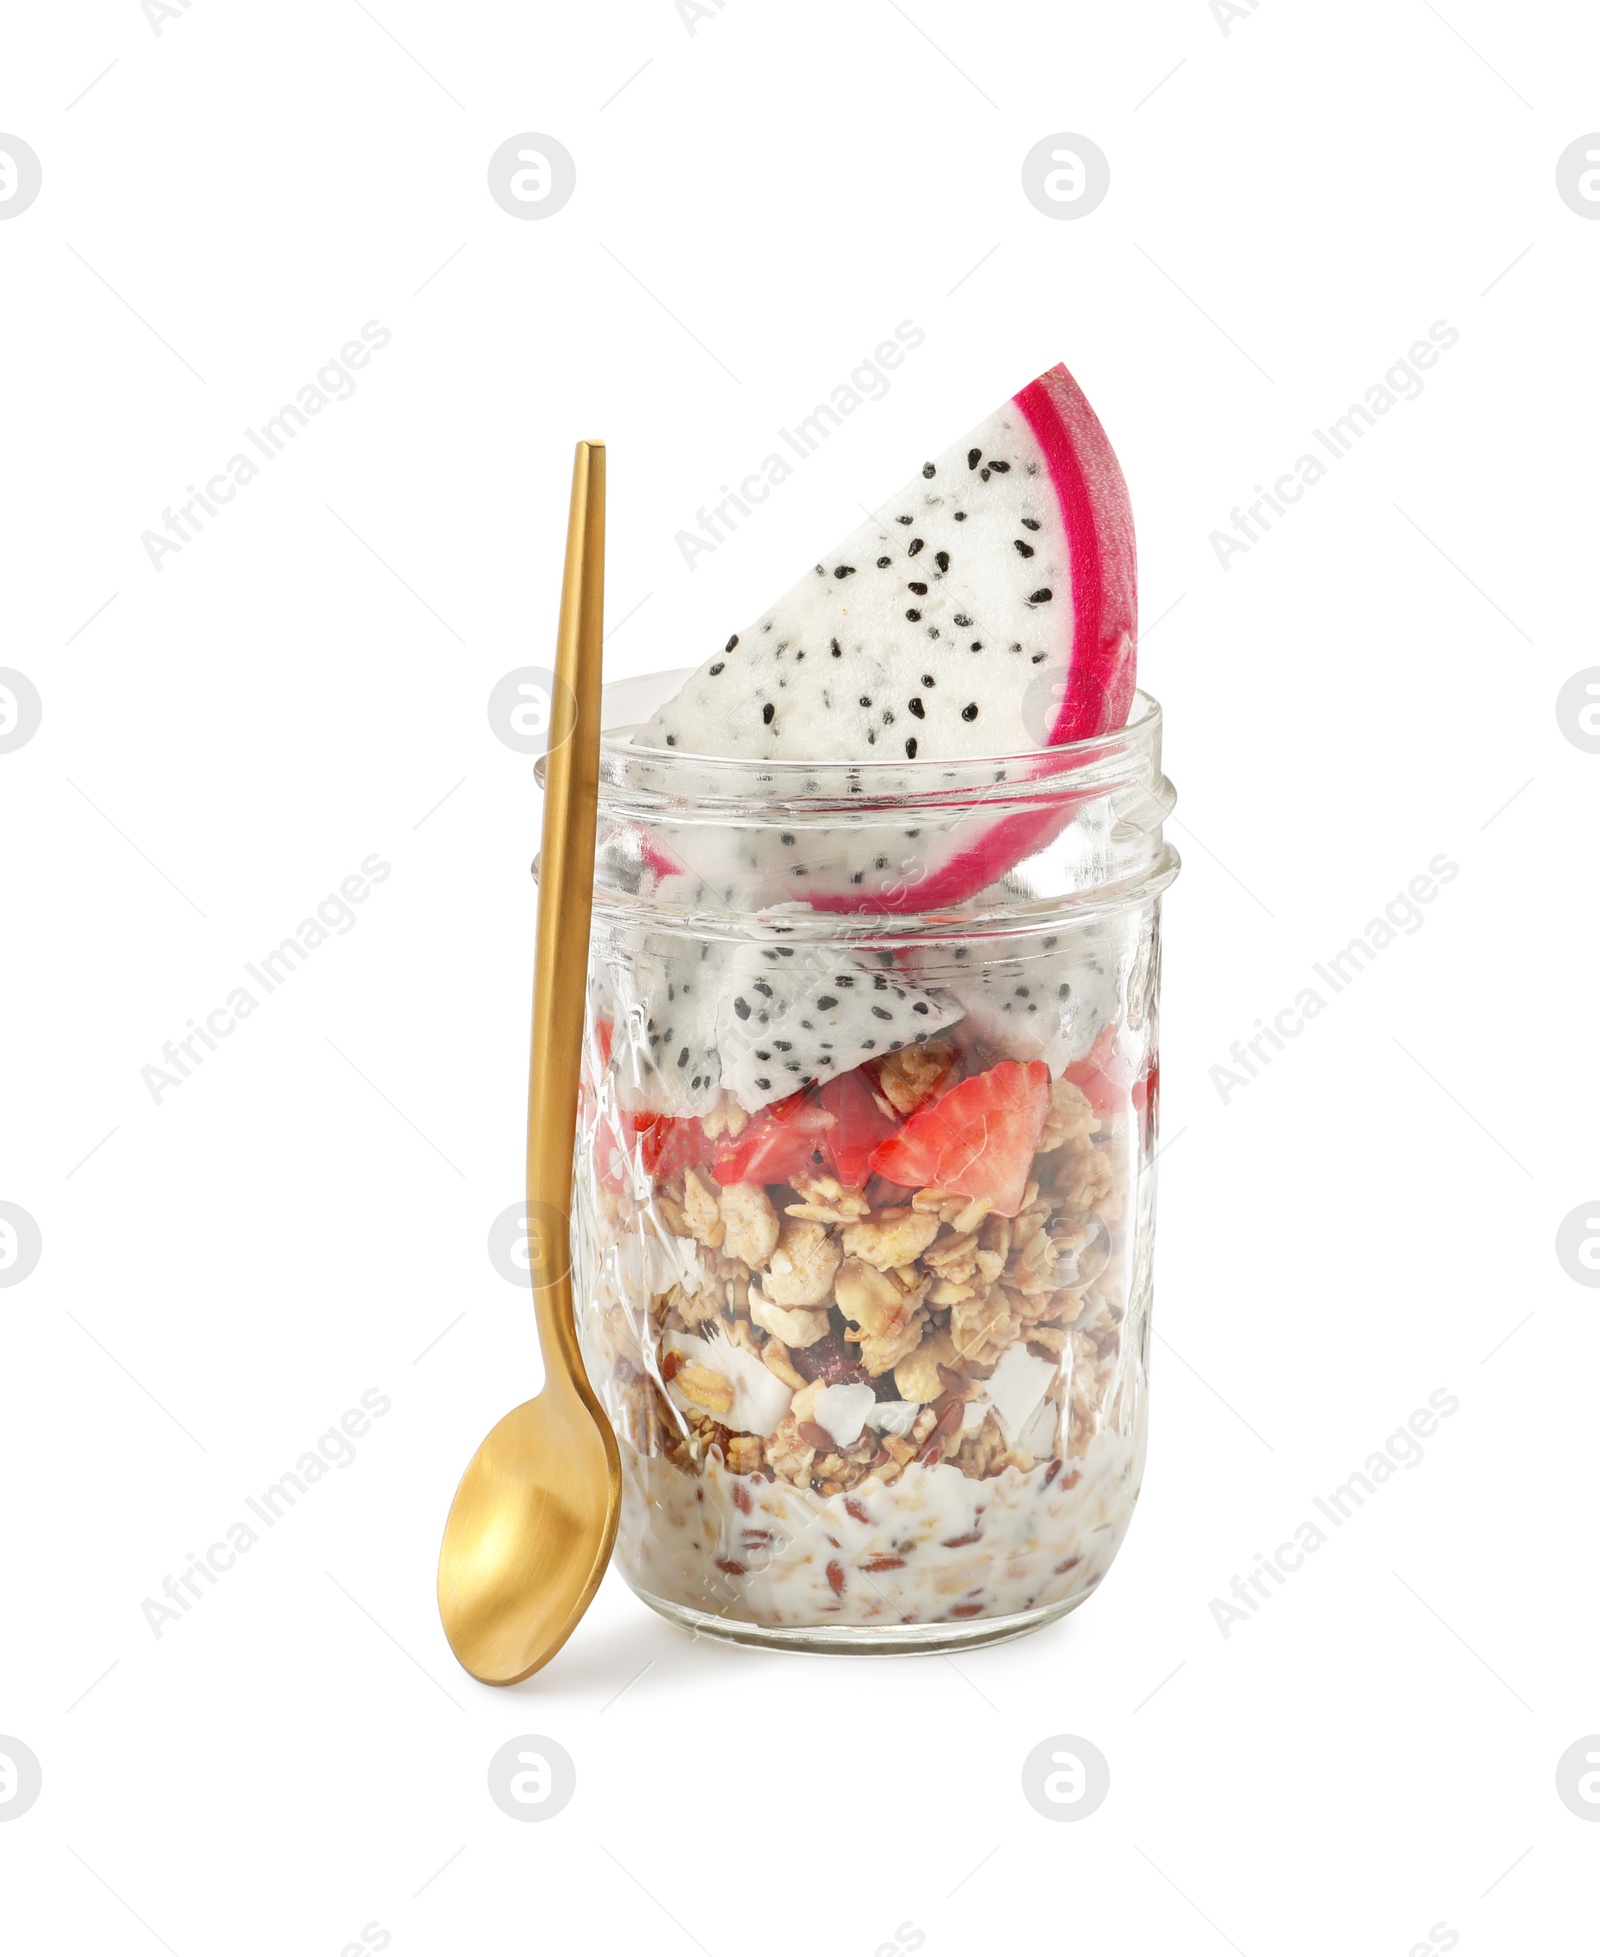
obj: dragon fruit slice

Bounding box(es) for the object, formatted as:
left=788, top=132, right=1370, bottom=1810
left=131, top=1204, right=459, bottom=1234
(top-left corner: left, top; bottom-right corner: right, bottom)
left=597, top=879, right=964, bottom=1116
left=634, top=360, right=1135, bottom=910
left=920, top=918, right=1128, bottom=1077
left=715, top=941, right=963, bottom=1112
left=600, top=936, right=725, bottom=1119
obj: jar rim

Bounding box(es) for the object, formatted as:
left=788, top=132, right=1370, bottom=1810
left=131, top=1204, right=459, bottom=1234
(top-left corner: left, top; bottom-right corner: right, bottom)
left=591, top=669, right=1164, bottom=813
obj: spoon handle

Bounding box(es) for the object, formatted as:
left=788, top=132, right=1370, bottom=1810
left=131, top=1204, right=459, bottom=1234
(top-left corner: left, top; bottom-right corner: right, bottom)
left=527, top=441, right=605, bottom=1384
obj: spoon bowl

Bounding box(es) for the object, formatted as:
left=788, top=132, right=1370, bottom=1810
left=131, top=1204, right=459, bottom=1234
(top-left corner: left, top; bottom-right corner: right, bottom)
left=439, top=1380, right=619, bottom=1685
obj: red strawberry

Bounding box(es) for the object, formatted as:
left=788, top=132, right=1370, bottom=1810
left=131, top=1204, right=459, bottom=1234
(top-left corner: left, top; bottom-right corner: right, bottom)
left=819, top=1069, right=901, bottom=1188
left=711, top=1090, right=836, bottom=1188
left=868, top=1059, right=1050, bottom=1217
left=1065, top=1025, right=1142, bottom=1120
left=633, top=1112, right=712, bottom=1181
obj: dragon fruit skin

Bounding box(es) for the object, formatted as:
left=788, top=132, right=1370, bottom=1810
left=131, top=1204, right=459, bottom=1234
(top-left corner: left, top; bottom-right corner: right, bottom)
left=632, top=361, right=1136, bottom=913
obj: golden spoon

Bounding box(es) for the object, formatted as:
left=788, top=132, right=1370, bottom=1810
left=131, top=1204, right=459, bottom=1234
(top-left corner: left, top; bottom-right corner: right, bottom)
left=438, top=440, right=621, bottom=1685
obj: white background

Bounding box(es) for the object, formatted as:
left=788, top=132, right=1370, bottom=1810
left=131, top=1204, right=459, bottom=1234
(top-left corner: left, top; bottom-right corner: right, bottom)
left=2, top=1, right=1598, bottom=1951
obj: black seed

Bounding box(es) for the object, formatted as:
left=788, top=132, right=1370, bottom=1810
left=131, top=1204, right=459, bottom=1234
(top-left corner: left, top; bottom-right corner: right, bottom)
left=665, top=734, right=676, bottom=746
left=774, top=1039, right=792, bottom=1052
left=909, top=581, right=928, bottom=596
left=709, top=661, right=724, bottom=675
left=896, top=514, right=913, bottom=525
left=1021, top=517, right=1041, bottom=531
left=906, top=609, right=921, bottom=622
left=922, top=461, right=936, bottom=478
left=912, top=1001, right=930, bottom=1015
left=1029, top=588, right=1053, bottom=604
left=780, top=832, right=795, bottom=845
left=1058, top=982, right=1071, bottom=998
left=830, top=638, right=842, bottom=657
left=873, top=855, right=887, bottom=869
left=968, top=448, right=981, bottom=469
left=954, top=613, right=972, bottom=628
left=755, top=1076, right=770, bottom=1090
left=1032, top=652, right=1047, bottom=663
left=927, top=627, right=939, bottom=639
left=762, top=702, right=775, bottom=725
left=908, top=538, right=925, bottom=557
left=909, top=698, right=925, bottom=719
left=851, top=872, right=864, bottom=884
left=876, top=556, right=891, bottom=568
left=970, top=641, right=983, bottom=651
left=905, top=737, right=918, bottom=758
left=935, top=550, right=950, bottom=572
left=859, top=696, right=872, bottom=707
left=726, top=634, right=739, bottom=650
left=861, top=1040, right=876, bottom=1051
left=1014, top=539, right=1035, bottom=558
left=990, top=459, right=1010, bottom=473
left=834, top=565, right=856, bottom=579
left=677, top=1047, right=689, bottom=1068
left=962, top=703, right=978, bottom=721
left=1043, top=936, right=1058, bottom=948
left=954, top=947, right=969, bottom=960
left=953, top=511, right=967, bottom=521
left=921, top=674, right=935, bottom=687
left=981, top=467, right=991, bottom=482
left=817, top=995, right=838, bottom=1010
left=882, top=709, right=893, bottom=724
left=870, top=1006, right=892, bottom=1021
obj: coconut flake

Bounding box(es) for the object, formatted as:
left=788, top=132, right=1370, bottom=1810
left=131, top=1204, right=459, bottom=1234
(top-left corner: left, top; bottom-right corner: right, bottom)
left=1018, top=1399, right=1059, bottom=1458
left=662, top=1330, right=794, bottom=1438
left=985, top=1344, right=1058, bottom=1447
left=812, top=1382, right=877, bottom=1449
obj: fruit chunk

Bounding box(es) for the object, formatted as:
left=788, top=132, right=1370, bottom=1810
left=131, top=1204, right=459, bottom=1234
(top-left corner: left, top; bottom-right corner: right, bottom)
left=1063, top=1024, right=1136, bottom=1118
left=715, top=946, right=962, bottom=1111
left=819, top=1068, right=901, bottom=1188
left=710, top=1090, right=835, bottom=1188
left=634, top=360, right=1137, bottom=909
left=643, top=363, right=1134, bottom=766
left=868, top=1059, right=1051, bottom=1217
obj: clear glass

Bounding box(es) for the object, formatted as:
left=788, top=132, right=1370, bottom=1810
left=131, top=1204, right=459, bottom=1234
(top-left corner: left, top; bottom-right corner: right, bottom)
left=571, top=670, right=1178, bottom=1652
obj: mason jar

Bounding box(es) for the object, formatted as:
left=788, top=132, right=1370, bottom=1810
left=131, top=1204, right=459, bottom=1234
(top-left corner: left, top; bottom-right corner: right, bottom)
left=570, top=669, right=1178, bottom=1652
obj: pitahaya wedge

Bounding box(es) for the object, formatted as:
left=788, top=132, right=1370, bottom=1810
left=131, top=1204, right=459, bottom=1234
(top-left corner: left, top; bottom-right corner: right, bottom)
left=920, top=916, right=1128, bottom=1077
left=635, top=360, right=1135, bottom=909
left=715, top=943, right=963, bottom=1112
left=596, top=879, right=965, bottom=1116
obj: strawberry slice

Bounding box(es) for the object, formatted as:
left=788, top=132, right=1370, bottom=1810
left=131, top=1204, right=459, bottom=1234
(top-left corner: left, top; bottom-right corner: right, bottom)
left=632, top=1112, right=713, bottom=1181
left=711, top=1090, right=836, bottom=1188
left=1065, top=1024, right=1144, bottom=1120
left=868, top=1058, right=1050, bottom=1217
left=819, top=1069, right=901, bottom=1189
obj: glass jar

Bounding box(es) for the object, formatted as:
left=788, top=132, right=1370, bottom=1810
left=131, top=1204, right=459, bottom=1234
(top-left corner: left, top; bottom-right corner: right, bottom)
left=571, top=669, right=1178, bottom=1652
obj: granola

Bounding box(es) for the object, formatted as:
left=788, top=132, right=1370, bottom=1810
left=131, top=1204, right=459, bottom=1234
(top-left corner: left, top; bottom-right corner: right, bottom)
left=574, top=930, right=1158, bottom=1635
